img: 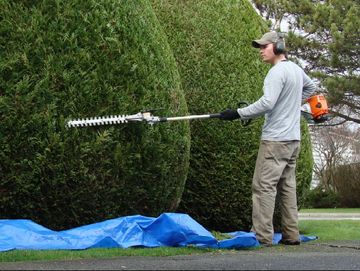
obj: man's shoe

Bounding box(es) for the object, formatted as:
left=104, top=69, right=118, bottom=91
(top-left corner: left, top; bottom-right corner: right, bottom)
left=279, top=239, right=300, bottom=245
left=260, top=242, right=273, bottom=247
left=258, top=240, right=273, bottom=247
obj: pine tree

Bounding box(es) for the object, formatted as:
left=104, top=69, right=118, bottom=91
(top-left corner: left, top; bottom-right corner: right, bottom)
left=253, top=0, right=360, bottom=124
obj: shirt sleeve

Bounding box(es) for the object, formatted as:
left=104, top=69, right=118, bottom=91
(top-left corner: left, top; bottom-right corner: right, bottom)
left=302, top=71, right=316, bottom=100
left=237, top=68, right=283, bottom=119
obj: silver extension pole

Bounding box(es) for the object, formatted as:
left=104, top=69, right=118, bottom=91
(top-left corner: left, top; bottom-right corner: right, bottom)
left=164, top=114, right=216, bottom=121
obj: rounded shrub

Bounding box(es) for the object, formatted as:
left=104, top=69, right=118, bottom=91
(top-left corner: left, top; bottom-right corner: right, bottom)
left=0, top=0, right=190, bottom=229
left=303, top=186, right=339, bottom=208
left=152, top=0, right=314, bottom=231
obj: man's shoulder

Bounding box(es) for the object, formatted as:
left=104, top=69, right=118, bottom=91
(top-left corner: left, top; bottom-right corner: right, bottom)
left=270, top=60, right=303, bottom=74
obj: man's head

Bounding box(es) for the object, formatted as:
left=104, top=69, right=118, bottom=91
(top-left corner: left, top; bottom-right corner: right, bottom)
left=252, top=31, right=286, bottom=64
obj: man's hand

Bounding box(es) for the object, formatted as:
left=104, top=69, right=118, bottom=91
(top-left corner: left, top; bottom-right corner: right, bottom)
left=219, top=109, right=240, bottom=121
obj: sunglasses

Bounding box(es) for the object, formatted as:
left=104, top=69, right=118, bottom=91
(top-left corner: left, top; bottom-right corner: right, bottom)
left=259, top=44, right=269, bottom=49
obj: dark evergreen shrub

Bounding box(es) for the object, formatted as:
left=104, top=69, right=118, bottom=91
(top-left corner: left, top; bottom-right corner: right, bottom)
left=303, top=186, right=339, bottom=208
left=0, top=0, right=190, bottom=229
left=152, top=0, right=314, bottom=231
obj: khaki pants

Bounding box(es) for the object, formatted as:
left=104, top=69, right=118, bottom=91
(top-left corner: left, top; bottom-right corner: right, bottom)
left=251, top=140, right=300, bottom=244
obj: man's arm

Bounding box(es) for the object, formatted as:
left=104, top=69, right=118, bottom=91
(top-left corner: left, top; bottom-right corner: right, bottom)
left=302, top=72, right=316, bottom=100
left=237, top=70, right=283, bottom=119
left=237, top=95, right=274, bottom=119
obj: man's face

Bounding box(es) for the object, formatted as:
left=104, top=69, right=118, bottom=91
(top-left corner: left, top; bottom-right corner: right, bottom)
left=259, top=43, right=276, bottom=64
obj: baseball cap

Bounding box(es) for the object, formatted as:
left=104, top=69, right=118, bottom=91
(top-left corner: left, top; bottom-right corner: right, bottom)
left=252, top=31, right=278, bottom=48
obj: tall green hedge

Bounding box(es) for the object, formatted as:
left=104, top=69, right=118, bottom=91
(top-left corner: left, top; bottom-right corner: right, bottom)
left=0, top=0, right=190, bottom=230
left=152, top=0, right=314, bottom=231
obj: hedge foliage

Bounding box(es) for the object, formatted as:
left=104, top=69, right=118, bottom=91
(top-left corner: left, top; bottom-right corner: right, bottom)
left=152, top=0, right=314, bottom=231
left=0, top=0, right=190, bottom=230
left=303, top=187, right=339, bottom=208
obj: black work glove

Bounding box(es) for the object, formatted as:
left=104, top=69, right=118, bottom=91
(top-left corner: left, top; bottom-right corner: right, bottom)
left=219, top=109, right=240, bottom=121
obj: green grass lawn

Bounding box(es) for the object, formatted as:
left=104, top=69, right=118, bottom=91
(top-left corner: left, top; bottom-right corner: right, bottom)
left=0, top=246, right=216, bottom=263
left=300, top=208, right=360, bottom=213
left=299, top=220, right=360, bottom=241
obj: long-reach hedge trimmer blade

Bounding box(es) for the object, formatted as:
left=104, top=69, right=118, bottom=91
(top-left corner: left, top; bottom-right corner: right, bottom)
left=66, top=111, right=226, bottom=128
left=66, top=115, right=129, bottom=127
left=65, top=101, right=253, bottom=128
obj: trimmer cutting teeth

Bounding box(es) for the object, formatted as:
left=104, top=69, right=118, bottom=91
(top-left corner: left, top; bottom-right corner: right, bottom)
left=67, top=115, right=129, bottom=127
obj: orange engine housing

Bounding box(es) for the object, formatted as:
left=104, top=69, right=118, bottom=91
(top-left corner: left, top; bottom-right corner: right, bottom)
left=306, top=94, right=329, bottom=119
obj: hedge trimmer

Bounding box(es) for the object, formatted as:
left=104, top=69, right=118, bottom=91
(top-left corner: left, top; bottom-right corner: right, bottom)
left=66, top=102, right=251, bottom=128
left=66, top=95, right=331, bottom=128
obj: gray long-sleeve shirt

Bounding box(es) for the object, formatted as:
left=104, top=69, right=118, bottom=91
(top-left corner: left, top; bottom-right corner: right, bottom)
left=237, top=60, right=316, bottom=141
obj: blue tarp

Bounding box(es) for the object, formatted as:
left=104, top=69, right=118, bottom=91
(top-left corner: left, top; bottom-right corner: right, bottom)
left=0, top=213, right=317, bottom=252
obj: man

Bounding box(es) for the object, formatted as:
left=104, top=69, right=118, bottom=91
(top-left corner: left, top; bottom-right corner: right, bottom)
left=219, top=31, right=316, bottom=246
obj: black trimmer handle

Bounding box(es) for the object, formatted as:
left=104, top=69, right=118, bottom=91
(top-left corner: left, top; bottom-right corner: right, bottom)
left=209, top=113, right=222, bottom=118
